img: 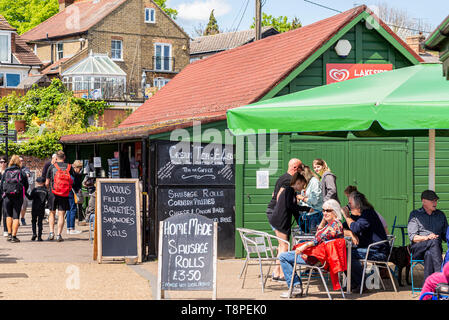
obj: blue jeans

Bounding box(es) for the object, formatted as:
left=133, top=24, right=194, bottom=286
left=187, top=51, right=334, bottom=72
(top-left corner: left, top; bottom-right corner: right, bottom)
left=350, top=247, right=387, bottom=289
left=66, top=191, right=77, bottom=229
left=279, top=251, right=305, bottom=287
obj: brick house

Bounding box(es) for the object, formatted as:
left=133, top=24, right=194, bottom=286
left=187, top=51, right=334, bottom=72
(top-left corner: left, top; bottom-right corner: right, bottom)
left=20, top=0, right=191, bottom=110
left=190, top=26, right=279, bottom=62
left=0, top=15, right=42, bottom=97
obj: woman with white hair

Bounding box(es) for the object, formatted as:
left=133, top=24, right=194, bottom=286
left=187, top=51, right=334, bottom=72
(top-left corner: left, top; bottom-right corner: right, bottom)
left=278, top=199, right=344, bottom=298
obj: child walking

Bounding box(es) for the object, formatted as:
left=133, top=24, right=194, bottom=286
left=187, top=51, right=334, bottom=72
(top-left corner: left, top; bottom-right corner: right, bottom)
left=26, top=177, right=48, bottom=241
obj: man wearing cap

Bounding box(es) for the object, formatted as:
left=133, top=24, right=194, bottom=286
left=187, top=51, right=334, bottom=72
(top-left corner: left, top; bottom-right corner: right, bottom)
left=408, top=190, right=449, bottom=279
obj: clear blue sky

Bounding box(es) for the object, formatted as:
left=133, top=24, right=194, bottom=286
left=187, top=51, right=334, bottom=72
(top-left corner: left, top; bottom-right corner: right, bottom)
left=166, top=0, right=449, bottom=36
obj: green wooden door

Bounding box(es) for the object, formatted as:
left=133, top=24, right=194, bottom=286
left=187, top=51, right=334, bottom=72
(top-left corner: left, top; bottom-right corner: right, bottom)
left=348, top=140, right=411, bottom=241
left=289, top=137, right=411, bottom=243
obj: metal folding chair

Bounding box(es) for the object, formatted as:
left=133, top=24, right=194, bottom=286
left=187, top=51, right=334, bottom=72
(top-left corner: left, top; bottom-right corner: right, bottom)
left=391, top=216, right=408, bottom=247
left=410, top=251, right=425, bottom=295
left=237, top=227, right=290, bottom=293
left=287, top=239, right=346, bottom=300
left=359, top=235, right=397, bottom=295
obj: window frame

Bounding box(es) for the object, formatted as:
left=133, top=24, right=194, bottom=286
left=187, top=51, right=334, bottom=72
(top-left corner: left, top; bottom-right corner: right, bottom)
left=153, top=43, right=172, bottom=71
left=5, top=73, right=21, bottom=88
left=145, top=7, right=156, bottom=23
left=56, top=42, right=64, bottom=60
left=111, top=39, right=123, bottom=61
left=153, top=77, right=170, bottom=89
left=0, top=31, right=12, bottom=64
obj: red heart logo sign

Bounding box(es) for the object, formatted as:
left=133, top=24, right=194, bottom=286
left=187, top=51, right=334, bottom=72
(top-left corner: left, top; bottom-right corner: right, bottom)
left=329, top=68, right=350, bottom=82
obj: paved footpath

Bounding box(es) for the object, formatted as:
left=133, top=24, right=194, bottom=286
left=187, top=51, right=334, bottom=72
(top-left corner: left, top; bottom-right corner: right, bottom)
left=0, top=213, right=423, bottom=300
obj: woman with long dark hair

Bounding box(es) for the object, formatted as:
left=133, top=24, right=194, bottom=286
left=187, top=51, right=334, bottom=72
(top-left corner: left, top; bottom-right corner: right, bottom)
left=1, top=155, right=29, bottom=242
left=0, top=155, right=7, bottom=237
left=342, top=191, right=389, bottom=292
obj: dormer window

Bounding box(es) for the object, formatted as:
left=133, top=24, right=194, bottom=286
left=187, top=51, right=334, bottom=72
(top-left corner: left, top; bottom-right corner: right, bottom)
left=145, top=8, right=155, bottom=23
left=0, top=32, right=11, bottom=63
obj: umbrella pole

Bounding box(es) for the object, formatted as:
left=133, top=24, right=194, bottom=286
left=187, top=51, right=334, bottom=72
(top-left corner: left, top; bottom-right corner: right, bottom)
left=429, top=129, right=436, bottom=191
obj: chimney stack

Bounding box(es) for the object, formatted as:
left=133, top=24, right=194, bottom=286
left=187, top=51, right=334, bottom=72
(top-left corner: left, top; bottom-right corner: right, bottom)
left=10, top=33, right=16, bottom=54
left=406, top=33, right=426, bottom=55
left=58, top=0, right=75, bottom=12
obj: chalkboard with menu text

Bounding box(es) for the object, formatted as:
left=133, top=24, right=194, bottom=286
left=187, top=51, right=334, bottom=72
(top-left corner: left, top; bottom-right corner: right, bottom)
left=157, top=141, right=234, bottom=186
left=157, top=213, right=217, bottom=300
left=156, top=187, right=235, bottom=257
left=96, top=179, right=142, bottom=263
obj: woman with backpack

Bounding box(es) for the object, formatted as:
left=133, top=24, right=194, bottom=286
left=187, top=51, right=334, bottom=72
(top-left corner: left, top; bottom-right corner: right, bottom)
left=0, top=156, right=8, bottom=237
left=1, top=155, right=29, bottom=242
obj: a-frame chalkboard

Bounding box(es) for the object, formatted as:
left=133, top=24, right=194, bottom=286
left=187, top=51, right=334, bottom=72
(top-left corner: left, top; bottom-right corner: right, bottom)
left=96, top=179, right=142, bottom=263
left=157, top=214, right=217, bottom=300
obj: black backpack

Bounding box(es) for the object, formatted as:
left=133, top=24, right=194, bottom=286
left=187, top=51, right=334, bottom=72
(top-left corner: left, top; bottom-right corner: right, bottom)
left=3, top=168, right=23, bottom=197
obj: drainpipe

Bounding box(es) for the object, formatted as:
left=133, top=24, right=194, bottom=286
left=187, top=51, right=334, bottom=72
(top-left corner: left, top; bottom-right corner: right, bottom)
left=141, top=137, right=148, bottom=261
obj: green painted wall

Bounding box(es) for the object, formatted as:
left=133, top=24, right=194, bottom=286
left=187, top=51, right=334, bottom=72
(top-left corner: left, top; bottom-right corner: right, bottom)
left=275, top=21, right=412, bottom=97
left=235, top=19, right=421, bottom=257
left=414, top=137, right=449, bottom=251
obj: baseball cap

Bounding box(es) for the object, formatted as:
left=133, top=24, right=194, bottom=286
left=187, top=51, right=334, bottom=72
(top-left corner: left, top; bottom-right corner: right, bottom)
left=421, top=190, right=439, bottom=201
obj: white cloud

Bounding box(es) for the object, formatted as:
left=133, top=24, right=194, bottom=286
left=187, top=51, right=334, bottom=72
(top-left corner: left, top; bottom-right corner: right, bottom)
left=175, top=0, right=232, bottom=21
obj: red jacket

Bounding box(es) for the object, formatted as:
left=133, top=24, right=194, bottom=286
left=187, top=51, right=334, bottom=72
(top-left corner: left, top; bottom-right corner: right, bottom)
left=301, top=238, right=347, bottom=290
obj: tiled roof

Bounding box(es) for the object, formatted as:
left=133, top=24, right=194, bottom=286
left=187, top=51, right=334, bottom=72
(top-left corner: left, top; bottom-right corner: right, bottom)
left=0, top=15, right=15, bottom=31
left=41, top=58, right=70, bottom=75
left=13, top=36, right=42, bottom=65
left=0, top=15, right=41, bottom=65
left=190, top=26, right=277, bottom=55
left=21, top=0, right=127, bottom=41
left=60, top=115, right=223, bottom=143
left=119, top=5, right=422, bottom=129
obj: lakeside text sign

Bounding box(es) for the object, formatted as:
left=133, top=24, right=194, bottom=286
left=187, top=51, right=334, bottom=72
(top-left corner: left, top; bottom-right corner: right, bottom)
left=326, top=63, right=393, bottom=84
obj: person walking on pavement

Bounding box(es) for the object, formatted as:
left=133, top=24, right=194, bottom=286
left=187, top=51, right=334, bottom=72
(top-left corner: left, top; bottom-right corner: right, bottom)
left=1, top=155, right=29, bottom=243
left=26, top=176, right=48, bottom=241
left=19, top=156, right=31, bottom=226
left=42, top=153, right=56, bottom=180
left=66, top=160, right=83, bottom=235
left=45, top=150, right=74, bottom=242
left=0, top=156, right=8, bottom=237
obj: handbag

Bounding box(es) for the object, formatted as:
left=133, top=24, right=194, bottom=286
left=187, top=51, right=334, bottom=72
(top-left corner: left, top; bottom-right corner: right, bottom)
left=73, top=189, right=84, bottom=204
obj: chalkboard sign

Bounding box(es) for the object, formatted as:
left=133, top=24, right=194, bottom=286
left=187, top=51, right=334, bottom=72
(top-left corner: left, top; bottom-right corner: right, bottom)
left=157, top=141, right=234, bottom=186
left=96, top=179, right=142, bottom=263
left=157, top=187, right=235, bottom=257
left=157, top=214, right=217, bottom=300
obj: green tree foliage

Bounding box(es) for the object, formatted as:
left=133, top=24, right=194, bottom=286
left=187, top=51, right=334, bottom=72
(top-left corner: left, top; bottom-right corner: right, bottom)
left=155, top=0, right=178, bottom=19
left=204, top=10, right=220, bottom=36
left=251, top=13, right=302, bottom=33
left=0, top=79, right=108, bottom=158
left=0, top=0, right=59, bottom=35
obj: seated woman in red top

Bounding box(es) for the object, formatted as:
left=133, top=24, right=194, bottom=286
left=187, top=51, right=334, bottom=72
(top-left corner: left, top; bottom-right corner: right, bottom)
left=278, top=199, right=344, bottom=298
